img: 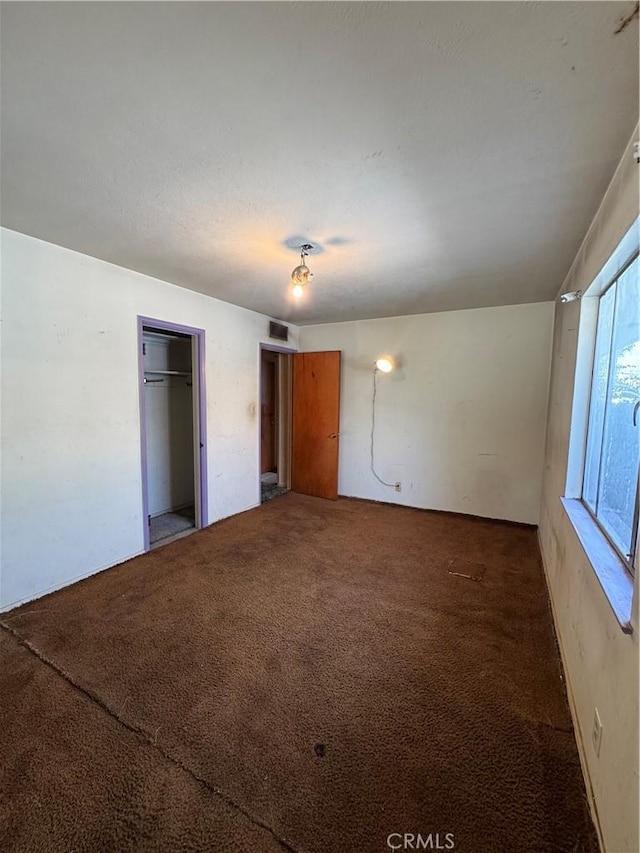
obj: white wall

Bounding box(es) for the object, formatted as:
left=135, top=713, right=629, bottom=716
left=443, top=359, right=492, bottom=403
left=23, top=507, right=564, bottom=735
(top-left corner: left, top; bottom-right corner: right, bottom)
left=538, top=130, right=639, bottom=853
left=0, top=228, right=298, bottom=610
left=299, top=302, right=554, bottom=524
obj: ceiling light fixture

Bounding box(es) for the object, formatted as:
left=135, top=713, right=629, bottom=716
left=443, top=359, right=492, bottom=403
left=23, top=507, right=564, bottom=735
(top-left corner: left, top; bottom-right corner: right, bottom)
left=291, top=244, right=314, bottom=298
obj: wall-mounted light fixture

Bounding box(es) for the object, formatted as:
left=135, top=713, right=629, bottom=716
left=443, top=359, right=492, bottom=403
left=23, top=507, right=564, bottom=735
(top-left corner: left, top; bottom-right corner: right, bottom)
left=371, top=355, right=399, bottom=489
left=291, top=244, right=314, bottom=298
left=375, top=356, right=395, bottom=373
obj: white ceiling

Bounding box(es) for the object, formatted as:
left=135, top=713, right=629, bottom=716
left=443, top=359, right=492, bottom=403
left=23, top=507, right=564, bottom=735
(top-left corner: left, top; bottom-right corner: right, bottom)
left=1, top=2, right=638, bottom=325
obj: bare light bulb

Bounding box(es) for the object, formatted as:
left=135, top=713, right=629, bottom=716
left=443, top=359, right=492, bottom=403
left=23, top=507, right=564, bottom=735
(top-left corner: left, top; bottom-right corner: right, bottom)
left=376, top=356, right=394, bottom=373
left=291, top=264, right=312, bottom=285
left=289, top=244, right=314, bottom=300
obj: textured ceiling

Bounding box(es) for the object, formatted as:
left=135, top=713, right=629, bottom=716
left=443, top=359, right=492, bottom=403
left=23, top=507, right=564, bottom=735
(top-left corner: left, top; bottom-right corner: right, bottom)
left=1, top=2, right=638, bottom=324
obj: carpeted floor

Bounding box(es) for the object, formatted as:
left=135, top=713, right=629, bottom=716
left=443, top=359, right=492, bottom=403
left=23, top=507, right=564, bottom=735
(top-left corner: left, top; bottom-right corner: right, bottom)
left=0, top=494, right=597, bottom=853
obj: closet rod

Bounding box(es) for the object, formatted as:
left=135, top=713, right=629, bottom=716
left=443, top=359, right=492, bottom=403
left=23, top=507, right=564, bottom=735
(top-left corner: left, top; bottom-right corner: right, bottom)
left=143, top=377, right=192, bottom=386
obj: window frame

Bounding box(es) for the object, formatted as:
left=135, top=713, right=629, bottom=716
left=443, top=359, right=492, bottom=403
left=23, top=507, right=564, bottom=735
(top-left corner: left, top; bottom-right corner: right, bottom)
left=580, top=249, right=639, bottom=577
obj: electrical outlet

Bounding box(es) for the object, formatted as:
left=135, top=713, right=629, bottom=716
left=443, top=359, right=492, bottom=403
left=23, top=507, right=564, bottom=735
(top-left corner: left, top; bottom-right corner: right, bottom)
left=592, top=708, right=603, bottom=757
left=395, top=482, right=402, bottom=492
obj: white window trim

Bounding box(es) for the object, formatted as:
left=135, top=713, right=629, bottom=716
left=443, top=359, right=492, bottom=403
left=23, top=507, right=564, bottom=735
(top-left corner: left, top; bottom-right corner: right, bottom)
left=561, top=498, right=634, bottom=632
left=563, top=218, right=639, bottom=632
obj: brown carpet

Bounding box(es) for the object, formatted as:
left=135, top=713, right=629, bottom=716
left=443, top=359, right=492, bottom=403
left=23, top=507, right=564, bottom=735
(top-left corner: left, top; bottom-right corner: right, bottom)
left=0, top=493, right=597, bottom=853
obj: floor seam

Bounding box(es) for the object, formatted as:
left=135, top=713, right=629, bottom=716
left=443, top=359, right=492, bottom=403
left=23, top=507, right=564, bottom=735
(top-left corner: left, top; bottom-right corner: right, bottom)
left=0, top=621, right=304, bottom=853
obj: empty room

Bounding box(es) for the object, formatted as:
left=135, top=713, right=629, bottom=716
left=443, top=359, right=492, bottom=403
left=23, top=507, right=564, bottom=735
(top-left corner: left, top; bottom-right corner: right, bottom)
left=1, top=3, right=639, bottom=852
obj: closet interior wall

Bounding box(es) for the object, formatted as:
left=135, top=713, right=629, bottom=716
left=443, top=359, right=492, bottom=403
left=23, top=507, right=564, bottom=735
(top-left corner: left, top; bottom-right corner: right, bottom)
left=143, top=330, right=195, bottom=520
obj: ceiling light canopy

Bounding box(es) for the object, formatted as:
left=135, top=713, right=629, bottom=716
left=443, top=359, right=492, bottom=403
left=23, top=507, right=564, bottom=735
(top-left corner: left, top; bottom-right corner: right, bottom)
left=291, top=244, right=314, bottom=298
left=375, top=356, right=395, bottom=373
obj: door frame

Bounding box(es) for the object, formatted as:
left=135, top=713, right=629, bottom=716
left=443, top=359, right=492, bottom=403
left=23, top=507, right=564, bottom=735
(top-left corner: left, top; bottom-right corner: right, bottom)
left=138, top=316, right=208, bottom=551
left=258, top=342, right=297, bottom=503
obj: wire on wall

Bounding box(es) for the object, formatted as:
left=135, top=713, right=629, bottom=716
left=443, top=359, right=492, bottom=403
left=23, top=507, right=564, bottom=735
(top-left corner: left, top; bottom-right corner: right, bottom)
left=370, top=368, right=396, bottom=487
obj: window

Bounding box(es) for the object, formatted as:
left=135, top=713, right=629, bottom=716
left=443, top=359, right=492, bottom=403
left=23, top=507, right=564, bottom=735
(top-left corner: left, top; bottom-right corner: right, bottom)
left=582, top=254, right=639, bottom=574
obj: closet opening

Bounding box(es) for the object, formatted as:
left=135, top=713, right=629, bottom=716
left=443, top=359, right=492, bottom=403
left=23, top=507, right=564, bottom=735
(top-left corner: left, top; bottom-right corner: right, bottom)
left=260, top=344, right=294, bottom=503
left=138, top=318, right=207, bottom=550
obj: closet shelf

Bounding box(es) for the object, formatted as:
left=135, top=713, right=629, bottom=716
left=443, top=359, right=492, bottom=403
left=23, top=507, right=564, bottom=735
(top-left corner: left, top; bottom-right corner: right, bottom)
left=144, top=369, right=192, bottom=376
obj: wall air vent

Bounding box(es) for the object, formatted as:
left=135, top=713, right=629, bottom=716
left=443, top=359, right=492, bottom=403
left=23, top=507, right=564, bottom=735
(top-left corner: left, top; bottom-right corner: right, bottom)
left=269, top=321, right=289, bottom=342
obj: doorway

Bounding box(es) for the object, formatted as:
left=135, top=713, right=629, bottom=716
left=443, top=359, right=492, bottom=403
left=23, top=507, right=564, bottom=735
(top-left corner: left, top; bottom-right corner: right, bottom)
left=259, top=346, right=342, bottom=503
left=260, top=345, right=294, bottom=503
left=138, top=317, right=207, bottom=550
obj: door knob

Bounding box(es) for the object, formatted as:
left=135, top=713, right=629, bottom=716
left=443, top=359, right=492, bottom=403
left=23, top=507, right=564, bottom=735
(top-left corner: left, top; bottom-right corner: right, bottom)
left=328, top=432, right=340, bottom=439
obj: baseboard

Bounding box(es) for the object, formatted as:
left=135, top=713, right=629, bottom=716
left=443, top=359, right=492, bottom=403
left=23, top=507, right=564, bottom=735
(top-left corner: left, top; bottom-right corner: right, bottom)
left=0, top=550, right=145, bottom=613
left=338, top=493, right=537, bottom=528
left=536, top=529, right=606, bottom=853
left=149, top=501, right=194, bottom=520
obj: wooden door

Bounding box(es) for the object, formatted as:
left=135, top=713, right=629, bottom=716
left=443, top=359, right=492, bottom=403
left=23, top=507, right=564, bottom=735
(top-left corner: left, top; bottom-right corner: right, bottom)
left=261, top=352, right=277, bottom=474
left=292, top=351, right=341, bottom=500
